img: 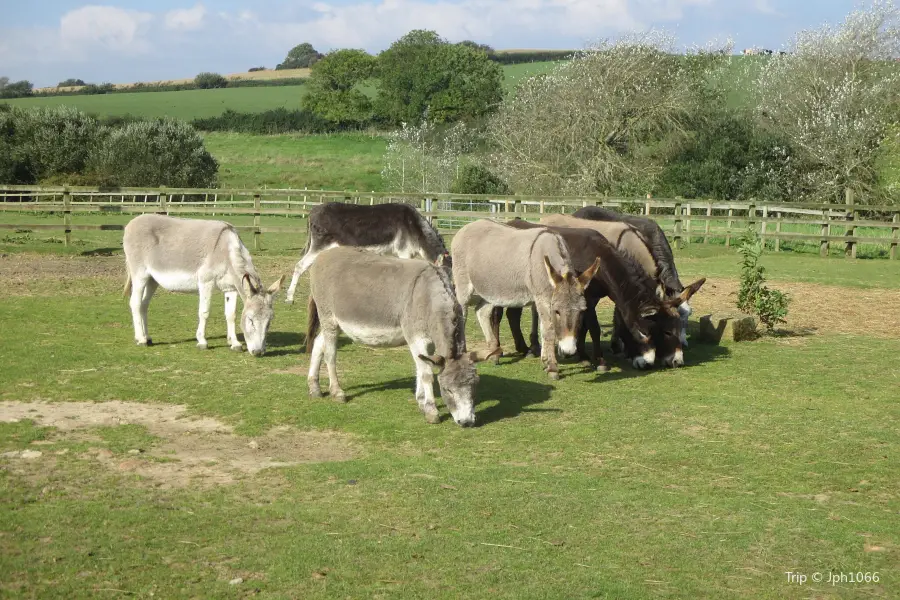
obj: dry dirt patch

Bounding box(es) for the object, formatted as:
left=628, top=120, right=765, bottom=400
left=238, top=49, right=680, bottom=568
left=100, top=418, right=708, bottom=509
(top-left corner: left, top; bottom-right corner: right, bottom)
left=0, top=401, right=360, bottom=488
left=0, top=254, right=122, bottom=297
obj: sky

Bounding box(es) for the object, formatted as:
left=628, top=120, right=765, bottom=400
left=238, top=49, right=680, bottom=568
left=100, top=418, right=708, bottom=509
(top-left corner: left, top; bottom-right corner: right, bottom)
left=0, top=0, right=862, bottom=87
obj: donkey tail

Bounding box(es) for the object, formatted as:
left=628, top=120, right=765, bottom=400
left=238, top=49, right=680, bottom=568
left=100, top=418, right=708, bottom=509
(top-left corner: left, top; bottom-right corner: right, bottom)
left=305, top=295, right=320, bottom=354
left=123, top=271, right=132, bottom=298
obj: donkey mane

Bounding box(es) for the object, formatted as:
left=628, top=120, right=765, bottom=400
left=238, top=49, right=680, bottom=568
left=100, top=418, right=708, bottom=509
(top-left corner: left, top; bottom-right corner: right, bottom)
left=413, top=209, right=449, bottom=257
left=430, top=261, right=465, bottom=357
left=600, top=243, right=663, bottom=314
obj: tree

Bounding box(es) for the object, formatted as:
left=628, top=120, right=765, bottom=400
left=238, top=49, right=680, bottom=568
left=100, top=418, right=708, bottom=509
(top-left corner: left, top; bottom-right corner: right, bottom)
left=0, top=76, right=9, bottom=89
left=755, top=0, right=900, bottom=203
left=194, top=72, right=228, bottom=89
left=58, top=78, right=86, bottom=87
left=486, top=32, right=730, bottom=195
left=376, top=30, right=503, bottom=124
left=457, top=40, right=494, bottom=54
left=0, top=80, right=34, bottom=99
left=303, top=49, right=376, bottom=125
left=277, top=43, right=323, bottom=70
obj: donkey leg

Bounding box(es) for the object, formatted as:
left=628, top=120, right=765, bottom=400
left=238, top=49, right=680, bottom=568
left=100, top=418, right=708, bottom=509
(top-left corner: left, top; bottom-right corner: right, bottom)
left=307, top=332, right=325, bottom=398
left=475, top=301, right=502, bottom=364
left=224, top=291, right=242, bottom=351
left=285, top=246, right=323, bottom=304
left=583, top=302, right=609, bottom=373
left=410, top=346, right=440, bottom=424
left=322, top=328, right=346, bottom=403
left=196, top=282, right=214, bottom=349
left=504, top=307, right=530, bottom=356
left=535, top=303, right=560, bottom=380
left=528, top=304, right=542, bottom=358
left=129, top=275, right=150, bottom=345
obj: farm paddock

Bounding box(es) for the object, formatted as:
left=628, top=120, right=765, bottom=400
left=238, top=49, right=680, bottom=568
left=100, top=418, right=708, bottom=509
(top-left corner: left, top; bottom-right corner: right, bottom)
left=1, top=242, right=898, bottom=599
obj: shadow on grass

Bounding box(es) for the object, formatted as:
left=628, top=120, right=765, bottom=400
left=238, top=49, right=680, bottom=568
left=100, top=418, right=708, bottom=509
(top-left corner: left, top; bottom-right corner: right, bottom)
left=344, top=373, right=556, bottom=427
left=81, top=247, right=121, bottom=257
left=265, top=331, right=352, bottom=357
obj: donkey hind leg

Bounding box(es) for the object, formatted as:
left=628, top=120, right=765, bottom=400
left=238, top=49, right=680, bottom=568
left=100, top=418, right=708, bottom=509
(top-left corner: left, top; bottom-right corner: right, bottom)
left=307, top=332, right=326, bottom=398
left=410, top=342, right=440, bottom=424
left=503, top=307, right=530, bottom=356
left=527, top=304, right=542, bottom=358
left=322, top=327, right=346, bottom=403
left=285, top=242, right=328, bottom=304
left=582, top=301, right=609, bottom=373
left=130, top=276, right=158, bottom=346
left=475, top=301, right=502, bottom=364
left=195, top=281, right=215, bottom=349
left=535, top=302, right=560, bottom=380
left=224, top=291, right=242, bottom=351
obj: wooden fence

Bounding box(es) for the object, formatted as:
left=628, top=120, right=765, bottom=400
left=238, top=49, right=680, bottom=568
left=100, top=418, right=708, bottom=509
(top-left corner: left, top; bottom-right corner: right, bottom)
left=1, top=185, right=899, bottom=259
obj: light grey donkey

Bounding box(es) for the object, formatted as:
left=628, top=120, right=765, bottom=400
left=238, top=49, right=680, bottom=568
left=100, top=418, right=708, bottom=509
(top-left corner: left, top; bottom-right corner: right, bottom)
left=123, top=214, right=284, bottom=356
left=451, top=219, right=600, bottom=380
left=306, top=246, right=481, bottom=427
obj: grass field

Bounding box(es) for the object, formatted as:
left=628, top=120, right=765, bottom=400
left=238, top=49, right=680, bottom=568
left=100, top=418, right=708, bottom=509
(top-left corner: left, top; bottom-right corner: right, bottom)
left=0, top=230, right=898, bottom=598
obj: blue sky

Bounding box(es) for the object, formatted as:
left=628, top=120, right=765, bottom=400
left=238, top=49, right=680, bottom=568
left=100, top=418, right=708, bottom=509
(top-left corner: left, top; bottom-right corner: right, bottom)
left=0, top=1, right=861, bottom=87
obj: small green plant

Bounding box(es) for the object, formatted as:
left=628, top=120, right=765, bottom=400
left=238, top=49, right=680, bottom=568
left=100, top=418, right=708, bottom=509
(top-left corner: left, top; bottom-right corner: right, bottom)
left=737, top=228, right=790, bottom=330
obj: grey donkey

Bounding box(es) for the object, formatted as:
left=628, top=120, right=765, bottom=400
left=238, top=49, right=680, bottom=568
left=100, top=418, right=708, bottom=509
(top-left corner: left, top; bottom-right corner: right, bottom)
left=123, top=214, right=284, bottom=355
left=305, top=246, right=481, bottom=427
left=451, top=219, right=600, bottom=380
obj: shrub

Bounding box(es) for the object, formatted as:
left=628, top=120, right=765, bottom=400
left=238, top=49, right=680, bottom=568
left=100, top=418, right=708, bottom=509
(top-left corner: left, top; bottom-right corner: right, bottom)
left=88, top=118, right=218, bottom=187
left=58, top=78, right=87, bottom=87
left=194, top=72, right=228, bottom=89
left=191, top=108, right=338, bottom=134
left=0, top=108, right=34, bottom=184
left=248, top=67, right=266, bottom=72
left=23, top=106, right=103, bottom=182
left=0, top=80, right=33, bottom=99
left=451, top=164, right=510, bottom=195
left=737, top=228, right=791, bottom=330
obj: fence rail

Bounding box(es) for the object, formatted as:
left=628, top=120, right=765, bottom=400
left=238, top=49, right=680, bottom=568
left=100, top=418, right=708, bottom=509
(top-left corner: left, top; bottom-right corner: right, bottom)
left=1, top=185, right=898, bottom=259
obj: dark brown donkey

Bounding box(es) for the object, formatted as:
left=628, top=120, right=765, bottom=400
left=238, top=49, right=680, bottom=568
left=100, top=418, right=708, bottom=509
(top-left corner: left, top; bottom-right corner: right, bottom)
left=494, top=219, right=689, bottom=370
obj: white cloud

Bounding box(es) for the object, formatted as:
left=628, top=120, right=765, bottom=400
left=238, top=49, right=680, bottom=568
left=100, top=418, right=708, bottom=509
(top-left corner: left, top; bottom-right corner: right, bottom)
left=59, top=5, right=154, bottom=54
left=165, top=4, right=207, bottom=32
left=751, top=0, right=780, bottom=16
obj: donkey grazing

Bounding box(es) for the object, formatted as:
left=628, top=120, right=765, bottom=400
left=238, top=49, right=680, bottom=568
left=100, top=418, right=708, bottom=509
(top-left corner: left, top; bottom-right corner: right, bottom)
left=539, top=213, right=705, bottom=352
left=451, top=219, right=600, bottom=380
left=306, top=247, right=480, bottom=427
left=123, top=214, right=283, bottom=356
left=285, top=202, right=450, bottom=304
left=570, top=207, right=693, bottom=343
left=495, top=218, right=688, bottom=370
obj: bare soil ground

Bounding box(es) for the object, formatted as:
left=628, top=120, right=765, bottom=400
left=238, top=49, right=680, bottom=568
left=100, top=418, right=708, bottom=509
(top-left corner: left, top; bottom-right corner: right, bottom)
left=0, top=401, right=360, bottom=488
left=2, top=252, right=898, bottom=339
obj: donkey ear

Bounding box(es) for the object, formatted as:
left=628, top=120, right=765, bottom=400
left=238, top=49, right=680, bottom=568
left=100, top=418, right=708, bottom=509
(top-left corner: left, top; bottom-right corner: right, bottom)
left=578, top=256, right=602, bottom=287
left=267, top=275, right=285, bottom=295
left=418, top=354, right=446, bottom=374
left=543, top=256, right=564, bottom=289
left=242, top=273, right=260, bottom=296
left=679, top=278, right=707, bottom=302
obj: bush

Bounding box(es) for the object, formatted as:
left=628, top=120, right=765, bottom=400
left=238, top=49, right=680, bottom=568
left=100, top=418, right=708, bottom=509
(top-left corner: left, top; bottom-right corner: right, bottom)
left=24, top=106, right=103, bottom=182
left=0, top=108, right=34, bottom=184
left=487, top=50, right=574, bottom=64
left=82, top=83, right=116, bottom=95
left=194, top=72, right=228, bottom=89
left=737, top=229, right=790, bottom=330
left=58, top=78, right=87, bottom=87
left=88, top=118, right=218, bottom=187
left=0, top=80, right=33, bottom=99
left=451, top=164, right=510, bottom=194
left=248, top=67, right=266, bottom=72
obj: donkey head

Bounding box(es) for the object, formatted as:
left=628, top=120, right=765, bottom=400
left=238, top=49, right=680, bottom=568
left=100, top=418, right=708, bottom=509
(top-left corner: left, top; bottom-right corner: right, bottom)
left=241, top=274, right=284, bottom=357
left=672, top=278, right=706, bottom=348
left=544, top=256, right=602, bottom=356
left=635, top=277, right=706, bottom=369
left=419, top=351, right=482, bottom=427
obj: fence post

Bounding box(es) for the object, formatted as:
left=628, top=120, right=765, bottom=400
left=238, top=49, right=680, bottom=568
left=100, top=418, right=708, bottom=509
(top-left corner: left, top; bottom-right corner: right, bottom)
left=725, top=207, right=734, bottom=247
left=775, top=211, right=782, bottom=252
left=820, top=209, right=829, bottom=257
left=159, top=186, right=168, bottom=215
left=63, top=186, right=71, bottom=247
left=253, top=193, right=261, bottom=251
left=703, top=203, right=711, bottom=244
left=891, top=213, right=899, bottom=260
left=673, top=200, right=683, bottom=250
left=761, top=205, right=768, bottom=248
left=540, top=200, right=545, bottom=214
left=844, top=188, right=857, bottom=259
left=685, top=202, right=691, bottom=245
left=645, top=193, right=651, bottom=217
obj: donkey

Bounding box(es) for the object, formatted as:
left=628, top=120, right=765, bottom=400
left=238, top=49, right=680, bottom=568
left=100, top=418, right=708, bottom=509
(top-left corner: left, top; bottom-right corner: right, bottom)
left=306, top=247, right=481, bottom=427
left=539, top=213, right=705, bottom=353
left=571, top=207, right=692, bottom=343
left=285, top=202, right=451, bottom=304
left=494, top=218, right=688, bottom=370
left=123, top=214, right=284, bottom=356
left=451, top=219, right=600, bottom=380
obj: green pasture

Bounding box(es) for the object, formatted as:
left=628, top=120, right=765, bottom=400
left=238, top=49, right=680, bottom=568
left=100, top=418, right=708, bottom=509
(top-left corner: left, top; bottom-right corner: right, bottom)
left=203, top=132, right=387, bottom=191
left=0, top=227, right=898, bottom=598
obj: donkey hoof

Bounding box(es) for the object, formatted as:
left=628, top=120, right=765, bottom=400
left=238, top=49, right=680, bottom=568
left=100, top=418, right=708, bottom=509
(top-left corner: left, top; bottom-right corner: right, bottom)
left=490, top=354, right=501, bottom=366
left=423, top=410, right=441, bottom=424
left=137, top=339, right=153, bottom=347
left=548, top=371, right=560, bottom=381
left=197, top=342, right=208, bottom=350
left=595, top=363, right=611, bottom=373
left=285, top=297, right=295, bottom=305
left=580, top=359, right=593, bottom=368
left=230, top=344, right=243, bottom=352
left=332, top=391, right=348, bottom=403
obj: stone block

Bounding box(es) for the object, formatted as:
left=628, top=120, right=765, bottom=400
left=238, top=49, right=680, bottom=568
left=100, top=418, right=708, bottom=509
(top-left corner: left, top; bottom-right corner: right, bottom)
left=689, top=313, right=758, bottom=344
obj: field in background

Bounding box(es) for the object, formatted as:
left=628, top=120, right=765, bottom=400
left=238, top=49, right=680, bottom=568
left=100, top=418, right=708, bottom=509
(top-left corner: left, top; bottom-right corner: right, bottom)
left=35, top=68, right=312, bottom=94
